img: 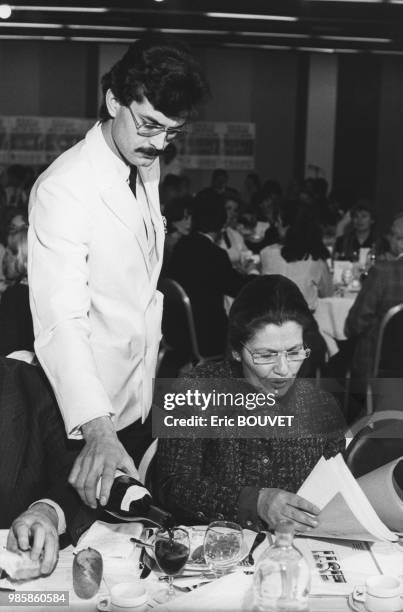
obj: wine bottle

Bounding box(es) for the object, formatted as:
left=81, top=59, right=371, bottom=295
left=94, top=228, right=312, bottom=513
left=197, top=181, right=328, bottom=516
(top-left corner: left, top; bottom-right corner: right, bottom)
left=96, top=470, right=174, bottom=528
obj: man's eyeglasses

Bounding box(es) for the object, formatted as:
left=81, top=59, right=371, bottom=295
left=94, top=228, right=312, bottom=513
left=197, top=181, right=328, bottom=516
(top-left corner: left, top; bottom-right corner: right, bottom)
left=242, top=344, right=311, bottom=365
left=127, top=106, right=186, bottom=141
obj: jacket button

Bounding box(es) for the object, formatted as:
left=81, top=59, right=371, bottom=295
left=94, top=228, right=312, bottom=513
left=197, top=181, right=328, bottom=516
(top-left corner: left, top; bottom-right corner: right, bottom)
left=216, top=513, right=225, bottom=520
left=262, top=456, right=269, bottom=465
left=196, top=511, right=207, bottom=521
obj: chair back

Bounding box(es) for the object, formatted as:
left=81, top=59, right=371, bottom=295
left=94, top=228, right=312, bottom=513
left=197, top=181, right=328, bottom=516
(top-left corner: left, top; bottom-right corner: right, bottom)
left=158, top=277, right=202, bottom=365
left=373, top=303, right=403, bottom=377
left=345, top=410, right=403, bottom=477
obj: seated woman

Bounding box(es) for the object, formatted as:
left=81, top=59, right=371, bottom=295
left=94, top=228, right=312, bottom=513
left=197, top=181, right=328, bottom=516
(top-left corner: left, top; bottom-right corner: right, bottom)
left=334, top=199, right=376, bottom=261
left=218, top=193, right=253, bottom=271
left=260, top=202, right=333, bottom=311
left=163, top=196, right=192, bottom=264
left=155, top=275, right=345, bottom=532
left=0, top=226, right=34, bottom=355
left=0, top=208, right=28, bottom=297
left=240, top=184, right=281, bottom=254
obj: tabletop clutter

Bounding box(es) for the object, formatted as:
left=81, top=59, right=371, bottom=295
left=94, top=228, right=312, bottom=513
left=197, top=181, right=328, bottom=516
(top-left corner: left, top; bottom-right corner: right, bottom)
left=1, top=455, right=403, bottom=612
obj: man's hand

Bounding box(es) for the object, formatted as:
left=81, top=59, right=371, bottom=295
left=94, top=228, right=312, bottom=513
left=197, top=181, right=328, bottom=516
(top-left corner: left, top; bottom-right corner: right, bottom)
left=7, top=503, right=59, bottom=578
left=257, top=488, right=320, bottom=532
left=69, top=416, right=138, bottom=509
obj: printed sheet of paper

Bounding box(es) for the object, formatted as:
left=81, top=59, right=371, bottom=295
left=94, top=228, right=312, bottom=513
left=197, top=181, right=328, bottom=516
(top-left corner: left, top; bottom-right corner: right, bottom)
left=294, top=537, right=380, bottom=596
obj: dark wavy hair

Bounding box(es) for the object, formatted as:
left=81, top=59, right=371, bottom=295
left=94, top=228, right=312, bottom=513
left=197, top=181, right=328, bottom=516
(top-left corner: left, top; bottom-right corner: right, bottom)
left=192, top=189, right=226, bottom=233
left=164, top=196, right=193, bottom=233
left=279, top=202, right=329, bottom=262
left=99, top=37, right=209, bottom=121
left=228, top=275, right=315, bottom=354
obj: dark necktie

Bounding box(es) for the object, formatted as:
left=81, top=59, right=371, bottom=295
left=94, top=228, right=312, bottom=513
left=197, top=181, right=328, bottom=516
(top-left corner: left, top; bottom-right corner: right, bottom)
left=222, top=229, right=231, bottom=248
left=129, top=165, right=137, bottom=199
left=129, top=164, right=152, bottom=243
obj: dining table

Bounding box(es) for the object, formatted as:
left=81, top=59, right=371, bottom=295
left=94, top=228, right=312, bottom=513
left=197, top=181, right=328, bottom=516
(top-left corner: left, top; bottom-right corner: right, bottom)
left=1, top=523, right=403, bottom=612
left=314, top=292, right=357, bottom=357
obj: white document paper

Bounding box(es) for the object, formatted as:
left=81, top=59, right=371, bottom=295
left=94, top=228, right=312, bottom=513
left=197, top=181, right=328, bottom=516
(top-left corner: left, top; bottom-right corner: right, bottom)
left=298, top=454, right=398, bottom=542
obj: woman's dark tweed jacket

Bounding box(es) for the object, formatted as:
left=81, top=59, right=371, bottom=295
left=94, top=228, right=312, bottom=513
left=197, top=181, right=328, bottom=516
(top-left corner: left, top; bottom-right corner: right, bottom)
left=155, top=360, right=345, bottom=530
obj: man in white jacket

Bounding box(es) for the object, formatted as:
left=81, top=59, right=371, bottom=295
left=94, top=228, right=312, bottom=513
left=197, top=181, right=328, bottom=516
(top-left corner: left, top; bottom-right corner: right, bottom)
left=28, top=38, right=208, bottom=509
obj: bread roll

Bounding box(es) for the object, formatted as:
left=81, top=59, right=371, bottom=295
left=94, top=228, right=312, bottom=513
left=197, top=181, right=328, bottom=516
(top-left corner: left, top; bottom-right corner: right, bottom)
left=73, top=547, right=103, bottom=599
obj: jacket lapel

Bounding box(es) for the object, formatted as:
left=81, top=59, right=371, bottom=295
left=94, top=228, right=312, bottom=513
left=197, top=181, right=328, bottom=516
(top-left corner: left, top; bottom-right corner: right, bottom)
left=138, top=165, right=165, bottom=282
left=100, top=178, right=152, bottom=276
left=84, top=123, right=152, bottom=276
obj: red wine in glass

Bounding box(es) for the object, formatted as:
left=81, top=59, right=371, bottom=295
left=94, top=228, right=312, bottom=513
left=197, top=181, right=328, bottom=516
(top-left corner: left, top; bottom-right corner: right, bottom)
left=154, top=528, right=190, bottom=599
left=155, top=540, right=189, bottom=574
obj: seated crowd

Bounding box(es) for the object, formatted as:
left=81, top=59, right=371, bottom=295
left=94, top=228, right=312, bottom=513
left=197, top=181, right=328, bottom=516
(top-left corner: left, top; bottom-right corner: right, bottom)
left=0, top=164, right=403, bottom=583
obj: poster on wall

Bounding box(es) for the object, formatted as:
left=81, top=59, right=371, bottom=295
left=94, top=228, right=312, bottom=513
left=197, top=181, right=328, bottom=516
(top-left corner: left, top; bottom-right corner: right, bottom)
left=177, top=121, right=255, bottom=170
left=0, top=116, right=93, bottom=166
left=0, top=116, right=255, bottom=170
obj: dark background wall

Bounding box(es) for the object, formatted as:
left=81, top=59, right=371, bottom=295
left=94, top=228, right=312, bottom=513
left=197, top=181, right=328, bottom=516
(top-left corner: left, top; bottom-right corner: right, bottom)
left=187, top=47, right=300, bottom=193
left=0, top=40, right=301, bottom=195
left=376, top=57, right=403, bottom=229
left=0, top=39, right=403, bottom=223
left=0, top=41, right=96, bottom=117
left=333, top=54, right=382, bottom=211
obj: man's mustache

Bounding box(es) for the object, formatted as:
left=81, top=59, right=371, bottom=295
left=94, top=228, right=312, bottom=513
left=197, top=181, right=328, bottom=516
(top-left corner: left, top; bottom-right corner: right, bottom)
left=137, top=147, right=164, bottom=157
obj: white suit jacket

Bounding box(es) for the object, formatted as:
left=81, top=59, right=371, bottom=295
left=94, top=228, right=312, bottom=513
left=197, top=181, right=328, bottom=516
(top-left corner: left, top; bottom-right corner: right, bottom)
left=28, top=123, right=164, bottom=438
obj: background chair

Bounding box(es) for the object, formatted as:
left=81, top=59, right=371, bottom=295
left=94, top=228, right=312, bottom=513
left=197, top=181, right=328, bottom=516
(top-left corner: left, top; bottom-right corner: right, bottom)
left=344, top=410, right=403, bottom=478
left=366, top=303, right=403, bottom=414
left=157, top=278, right=223, bottom=376
left=373, top=303, right=403, bottom=378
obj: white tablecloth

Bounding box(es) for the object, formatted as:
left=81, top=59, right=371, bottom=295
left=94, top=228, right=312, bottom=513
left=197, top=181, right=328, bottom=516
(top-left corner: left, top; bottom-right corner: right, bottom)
left=154, top=570, right=350, bottom=612
left=315, top=295, right=356, bottom=356
left=1, top=527, right=401, bottom=612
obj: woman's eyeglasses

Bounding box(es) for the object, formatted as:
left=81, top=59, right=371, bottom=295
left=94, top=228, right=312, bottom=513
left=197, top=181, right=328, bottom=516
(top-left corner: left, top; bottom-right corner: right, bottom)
left=242, top=345, right=311, bottom=365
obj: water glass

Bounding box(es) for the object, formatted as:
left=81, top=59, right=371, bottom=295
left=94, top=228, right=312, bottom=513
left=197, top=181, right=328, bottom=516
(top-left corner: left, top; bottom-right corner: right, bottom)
left=203, top=521, right=243, bottom=576
left=341, top=267, right=353, bottom=286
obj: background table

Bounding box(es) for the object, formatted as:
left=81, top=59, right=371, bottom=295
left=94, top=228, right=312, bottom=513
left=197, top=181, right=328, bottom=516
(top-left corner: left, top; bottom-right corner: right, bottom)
left=315, top=295, right=356, bottom=357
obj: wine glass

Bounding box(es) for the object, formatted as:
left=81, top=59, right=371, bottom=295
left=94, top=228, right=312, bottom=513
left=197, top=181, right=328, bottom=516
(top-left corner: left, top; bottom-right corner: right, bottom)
left=203, top=521, right=243, bottom=576
left=341, top=267, right=353, bottom=287
left=154, top=527, right=190, bottom=600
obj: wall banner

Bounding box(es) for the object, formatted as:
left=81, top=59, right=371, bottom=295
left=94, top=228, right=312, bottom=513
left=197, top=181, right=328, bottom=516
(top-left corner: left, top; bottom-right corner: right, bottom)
left=0, top=117, right=255, bottom=170
left=177, top=121, right=255, bottom=170
left=0, top=116, right=93, bottom=165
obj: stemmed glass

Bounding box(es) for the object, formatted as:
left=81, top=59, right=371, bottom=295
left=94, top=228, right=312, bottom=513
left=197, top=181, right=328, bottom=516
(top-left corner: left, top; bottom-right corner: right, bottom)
left=341, top=267, right=353, bottom=287
left=203, top=521, right=243, bottom=577
left=154, top=527, right=190, bottom=600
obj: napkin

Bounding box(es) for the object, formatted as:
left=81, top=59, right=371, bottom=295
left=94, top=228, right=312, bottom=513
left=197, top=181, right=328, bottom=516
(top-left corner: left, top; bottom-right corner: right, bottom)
left=75, top=521, right=143, bottom=559
left=153, top=571, right=253, bottom=611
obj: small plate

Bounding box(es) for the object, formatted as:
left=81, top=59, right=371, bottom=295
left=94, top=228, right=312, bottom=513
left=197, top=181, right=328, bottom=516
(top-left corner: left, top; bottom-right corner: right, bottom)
left=348, top=594, right=365, bottom=612
left=348, top=595, right=403, bottom=612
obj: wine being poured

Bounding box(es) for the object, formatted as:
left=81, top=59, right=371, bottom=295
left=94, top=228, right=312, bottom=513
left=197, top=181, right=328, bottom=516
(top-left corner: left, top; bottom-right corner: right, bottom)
left=154, top=528, right=190, bottom=600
